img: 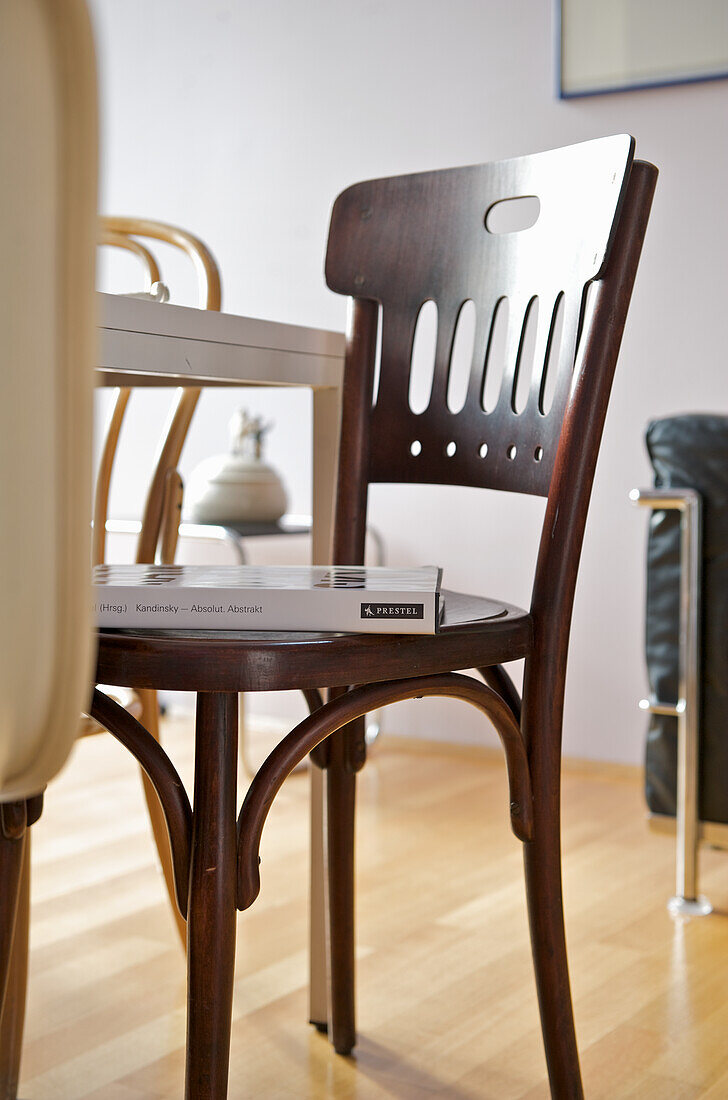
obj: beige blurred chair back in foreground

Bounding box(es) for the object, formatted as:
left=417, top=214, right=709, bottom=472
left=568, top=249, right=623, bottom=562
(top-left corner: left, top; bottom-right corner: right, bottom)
left=0, top=0, right=98, bottom=1092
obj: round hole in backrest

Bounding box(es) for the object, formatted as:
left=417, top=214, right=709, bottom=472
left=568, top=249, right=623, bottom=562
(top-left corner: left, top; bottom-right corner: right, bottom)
left=534, top=446, right=543, bottom=462
left=410, top=440, right=422, bottom=456
left=507, top=444, right=517, bottom=460
left=446, top=441, right=457, bottom=457
left=479, top=443, right=488, bottom=458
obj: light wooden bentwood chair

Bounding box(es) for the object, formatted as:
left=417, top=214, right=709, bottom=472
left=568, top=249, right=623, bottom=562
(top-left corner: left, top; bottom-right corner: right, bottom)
left=91, top=217, right=221, bottom=945
left=0, top=0, right=97, bottom=1094
left=92, top=136, right=657, bottom=1098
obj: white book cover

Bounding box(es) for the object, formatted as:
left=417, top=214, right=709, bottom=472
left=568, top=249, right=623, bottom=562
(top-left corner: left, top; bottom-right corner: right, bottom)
left=93, top=564, right=444, bottom=634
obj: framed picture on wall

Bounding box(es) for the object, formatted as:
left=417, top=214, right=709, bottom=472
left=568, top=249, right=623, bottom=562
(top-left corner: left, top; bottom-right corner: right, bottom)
left=558, top=0, right=728, bottom=98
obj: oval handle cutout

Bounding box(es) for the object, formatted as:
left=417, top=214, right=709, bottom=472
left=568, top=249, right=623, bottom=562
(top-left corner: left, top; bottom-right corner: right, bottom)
left=485, top=195, right=540, bottom=235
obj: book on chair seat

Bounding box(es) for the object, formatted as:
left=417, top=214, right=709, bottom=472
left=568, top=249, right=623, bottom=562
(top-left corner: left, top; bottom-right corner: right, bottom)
left=93, top=563, right=446, bottom=633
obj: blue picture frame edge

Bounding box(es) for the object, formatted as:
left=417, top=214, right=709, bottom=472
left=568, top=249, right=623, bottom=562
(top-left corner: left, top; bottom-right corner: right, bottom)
left=555, top=0, right=728, bottom=100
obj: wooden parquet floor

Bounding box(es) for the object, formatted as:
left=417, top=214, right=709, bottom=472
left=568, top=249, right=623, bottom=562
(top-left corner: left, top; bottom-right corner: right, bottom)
left=15, top=714, right=728, bottom=1098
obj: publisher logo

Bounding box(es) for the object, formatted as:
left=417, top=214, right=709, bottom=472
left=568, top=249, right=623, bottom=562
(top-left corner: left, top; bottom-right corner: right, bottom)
left=360, top=602, right=424, bottom=620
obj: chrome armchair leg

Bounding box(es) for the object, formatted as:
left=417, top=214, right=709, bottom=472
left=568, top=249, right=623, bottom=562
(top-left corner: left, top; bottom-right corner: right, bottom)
left=668, top=687, right=712, bottom=916
left=632, top=488, right=711, bottom=915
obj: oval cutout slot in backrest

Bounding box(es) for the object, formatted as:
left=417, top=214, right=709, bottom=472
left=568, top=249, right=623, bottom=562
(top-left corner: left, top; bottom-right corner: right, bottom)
left=539, top=293, right=565, bottom=414
left=573, top=279, right=597, bottom=370
left=512, top=296, right=539, bottom=414
left=481, top=297, right=508, bottom=412
left=408, top=299, right=438, bottom=414
left=447, top=299, right=476, bottom=413
left=371, top=302, right=383, bottom=406
left=485, top=195, right=540, bottom=235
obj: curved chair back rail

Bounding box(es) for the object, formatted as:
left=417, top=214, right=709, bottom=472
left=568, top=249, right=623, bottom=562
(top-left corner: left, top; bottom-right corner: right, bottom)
left=102, top=217, right=221, bottom=312
left=93, top=217, right=222, bottom=568
left=93, top=228, right=162, bottom=566
left=98, top=229, right=163, bottom=287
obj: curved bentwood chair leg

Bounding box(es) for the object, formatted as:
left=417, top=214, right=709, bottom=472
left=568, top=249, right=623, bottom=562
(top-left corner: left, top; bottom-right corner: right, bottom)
left=237, top=672, right=534, bottom=1058
left=0, top=834, right=29, bottom=1099
left=91, top=673, right=578, bottom=1097
left=297, top=688, right=330, bottom=1035
left=521, top=669, right=583, bottom=1100
left=186, top=692, right=238, bottom=1100
left=0, top=795, right=42, bottom=1100
left=479, top=657, right=582, bottom=1097
left=0, top=812, right=28, bottom=1099
left=325, top=717, right=360, bottom=1054
left=91, top=689, right=240, bottom=1100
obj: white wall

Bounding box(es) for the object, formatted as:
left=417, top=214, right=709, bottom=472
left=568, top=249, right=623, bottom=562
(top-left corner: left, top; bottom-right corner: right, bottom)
left=89, top=0, right=728, bottom=763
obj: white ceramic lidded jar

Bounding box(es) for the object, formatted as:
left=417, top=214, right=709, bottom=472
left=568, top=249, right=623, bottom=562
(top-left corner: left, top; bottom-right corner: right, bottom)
left=184, top=408, right=288, bottom=524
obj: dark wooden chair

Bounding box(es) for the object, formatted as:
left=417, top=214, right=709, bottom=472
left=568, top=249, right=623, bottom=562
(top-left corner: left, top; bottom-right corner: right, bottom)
left=91, top=135, right=657, bottom=1099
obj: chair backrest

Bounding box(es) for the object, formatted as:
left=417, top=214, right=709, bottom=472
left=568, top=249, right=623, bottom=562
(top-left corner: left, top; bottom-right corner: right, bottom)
left=326, top=137, right=657, bottom=629
left=0, top=0, right=97, bottom=800
left=94, top=219, right=222, bottom=567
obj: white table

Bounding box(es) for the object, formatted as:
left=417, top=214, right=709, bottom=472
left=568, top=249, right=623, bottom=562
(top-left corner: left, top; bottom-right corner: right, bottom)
left=96, top=290, right=344, bottom=1023
left=96, top=291, right=345, bottom=565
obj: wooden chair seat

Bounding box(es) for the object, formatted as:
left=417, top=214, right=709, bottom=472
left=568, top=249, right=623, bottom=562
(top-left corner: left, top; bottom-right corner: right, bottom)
left=96, top=593, right=532, bottom=692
